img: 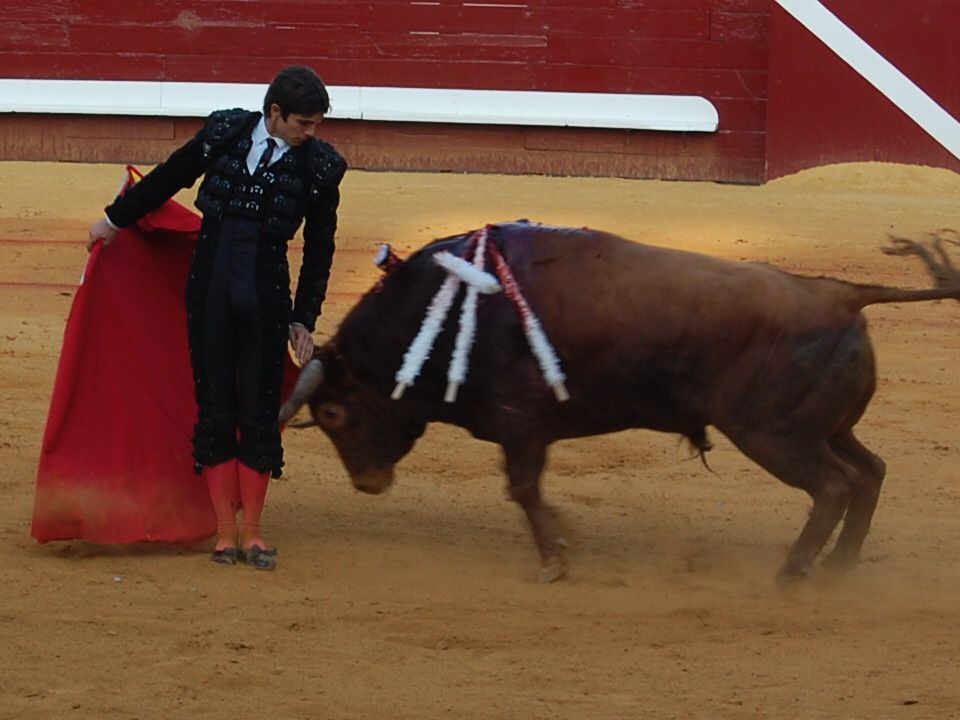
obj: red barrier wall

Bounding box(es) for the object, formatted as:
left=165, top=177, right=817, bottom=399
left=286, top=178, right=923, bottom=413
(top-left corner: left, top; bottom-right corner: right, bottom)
left=0, top=1, right=769, bottom=94
left=766, top=0, right=960, bottom=178
left=2, top=2, right=957, bottom=182
left=0, top=0, right=770, bottom=183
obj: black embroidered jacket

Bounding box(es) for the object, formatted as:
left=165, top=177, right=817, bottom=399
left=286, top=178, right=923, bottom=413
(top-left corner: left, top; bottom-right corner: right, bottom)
left=105, top=108, right=346, bottom=333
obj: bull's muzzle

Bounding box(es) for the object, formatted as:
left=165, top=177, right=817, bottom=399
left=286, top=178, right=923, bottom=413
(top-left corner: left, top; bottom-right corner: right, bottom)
left=351, top=466, right=395, bottom=495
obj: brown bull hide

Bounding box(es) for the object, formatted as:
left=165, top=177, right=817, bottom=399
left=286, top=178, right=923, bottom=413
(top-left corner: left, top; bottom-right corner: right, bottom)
left=283, top=222, right=960, bottom=584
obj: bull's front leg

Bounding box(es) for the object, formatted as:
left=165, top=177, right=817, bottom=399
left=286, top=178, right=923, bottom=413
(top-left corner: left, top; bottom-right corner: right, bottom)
left=502, top=442, right=567, bottom=583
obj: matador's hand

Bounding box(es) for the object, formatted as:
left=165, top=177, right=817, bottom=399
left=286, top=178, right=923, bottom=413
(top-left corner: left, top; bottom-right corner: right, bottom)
left=87, top=218, right=119, bottom=252
left=289, top=323, right=315, bottom=366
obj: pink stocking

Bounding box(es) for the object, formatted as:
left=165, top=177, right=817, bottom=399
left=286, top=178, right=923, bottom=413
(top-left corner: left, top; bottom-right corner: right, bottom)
left=205, top=460, right=240, bottom=551
left=237, top=463, right=270, bottom=550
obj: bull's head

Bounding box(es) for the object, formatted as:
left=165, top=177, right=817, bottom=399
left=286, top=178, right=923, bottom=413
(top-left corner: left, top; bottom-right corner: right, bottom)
left=279, top=345, right=427, bottom=494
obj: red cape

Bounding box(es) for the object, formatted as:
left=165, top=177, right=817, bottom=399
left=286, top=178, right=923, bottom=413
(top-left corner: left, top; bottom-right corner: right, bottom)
left=32, top=167, right=298, bottom=544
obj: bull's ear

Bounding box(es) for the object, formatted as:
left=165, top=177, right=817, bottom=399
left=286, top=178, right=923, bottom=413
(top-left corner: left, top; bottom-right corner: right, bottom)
left=316, top=402, right=348, bottom=430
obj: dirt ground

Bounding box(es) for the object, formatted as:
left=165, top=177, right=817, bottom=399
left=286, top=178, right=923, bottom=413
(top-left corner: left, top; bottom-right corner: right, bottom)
left=1, top=159, right=959, bottom=720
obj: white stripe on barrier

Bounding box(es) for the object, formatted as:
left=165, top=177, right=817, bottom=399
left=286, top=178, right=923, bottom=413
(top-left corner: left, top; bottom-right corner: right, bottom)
left=0, top=79, right=718, bottom=132
left=775, top=0, right=960, bottom=161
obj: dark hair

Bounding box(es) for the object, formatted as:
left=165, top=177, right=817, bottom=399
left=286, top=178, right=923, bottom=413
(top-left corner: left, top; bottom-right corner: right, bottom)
left=262, top=65, right=330, bottom=119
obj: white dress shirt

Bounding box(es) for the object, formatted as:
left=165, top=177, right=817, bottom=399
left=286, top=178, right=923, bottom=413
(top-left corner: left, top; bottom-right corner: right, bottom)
left=246, top=118, right=290, bottom=175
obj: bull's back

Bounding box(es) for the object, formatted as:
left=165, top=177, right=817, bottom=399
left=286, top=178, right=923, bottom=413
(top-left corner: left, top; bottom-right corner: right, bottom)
left=500, top=225, right=859, bottom=353
left=491, top=224, right=875, bottom=437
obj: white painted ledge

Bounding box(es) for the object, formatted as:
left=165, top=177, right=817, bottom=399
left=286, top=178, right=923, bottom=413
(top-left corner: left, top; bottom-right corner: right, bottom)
left=0, top=79, right=719, bottom=132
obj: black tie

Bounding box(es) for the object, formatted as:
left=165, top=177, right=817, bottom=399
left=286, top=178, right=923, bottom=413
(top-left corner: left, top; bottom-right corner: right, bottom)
left=255, top=138, right=277, bottom=175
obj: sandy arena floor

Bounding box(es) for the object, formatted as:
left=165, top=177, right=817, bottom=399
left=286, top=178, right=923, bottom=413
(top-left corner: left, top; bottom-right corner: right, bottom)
left=1, top=160, right=959, bottom=719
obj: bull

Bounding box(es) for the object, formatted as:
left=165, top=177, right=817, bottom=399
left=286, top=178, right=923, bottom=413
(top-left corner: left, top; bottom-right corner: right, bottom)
left=280, top=221, right=960, bottom=583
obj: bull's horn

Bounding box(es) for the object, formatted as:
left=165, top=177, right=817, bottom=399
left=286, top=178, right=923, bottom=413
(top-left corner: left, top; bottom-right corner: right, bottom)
left=278, top=358, right=324, bottom=423
left=289, top=418, right=318, bottom=429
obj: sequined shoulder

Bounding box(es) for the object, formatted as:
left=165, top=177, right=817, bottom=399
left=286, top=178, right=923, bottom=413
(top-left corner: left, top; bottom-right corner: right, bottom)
left=306, top=139, right=347, bottom=187
left=201, top=109, right=258, bottom=158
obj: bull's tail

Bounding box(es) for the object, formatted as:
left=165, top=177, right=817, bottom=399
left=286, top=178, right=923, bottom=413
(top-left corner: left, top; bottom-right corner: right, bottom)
left=849, top=232, right=960, bottom=310
left=850, top=283, right=960, bottom=309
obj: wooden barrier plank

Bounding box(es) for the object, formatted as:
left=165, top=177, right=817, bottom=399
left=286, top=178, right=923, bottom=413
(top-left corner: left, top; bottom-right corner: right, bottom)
left=0, top=23, right=69, bottom=51
left=0, top=52, right=166, bottom=80
left=0, top=114, right=763, bottom=184
left=0, top=1, right=67, bottom=22
left=67, top=0, right=264, bottom=25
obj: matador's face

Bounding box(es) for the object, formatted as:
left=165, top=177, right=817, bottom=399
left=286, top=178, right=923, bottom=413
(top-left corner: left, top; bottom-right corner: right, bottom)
left=266, top=103, right=324, bottom=146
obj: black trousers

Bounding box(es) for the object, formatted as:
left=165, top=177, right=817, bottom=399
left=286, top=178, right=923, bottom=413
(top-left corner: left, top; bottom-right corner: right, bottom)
left=191, top=216, right=284, bottom=474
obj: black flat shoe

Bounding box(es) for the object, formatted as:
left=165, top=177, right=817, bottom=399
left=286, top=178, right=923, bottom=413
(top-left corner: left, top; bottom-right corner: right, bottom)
left=211, top=547, right=241, bottom=566
left=240, top=545, right=277, bottom=570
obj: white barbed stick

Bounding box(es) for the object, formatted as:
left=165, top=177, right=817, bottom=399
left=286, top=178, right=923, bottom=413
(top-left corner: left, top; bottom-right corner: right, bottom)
left=392, top=272, right=462, bottom=400
left=445, top=230, right=492, bottom=402
left=433, top=250, right=501, bottom=293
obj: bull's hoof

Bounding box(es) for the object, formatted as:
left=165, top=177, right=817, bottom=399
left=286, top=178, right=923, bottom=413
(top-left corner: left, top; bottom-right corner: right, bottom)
left=538, top=559, right=567, bottom=584
left=774, top=564, right=810, bottom=588
left=821, top=549, right=860, bottom=572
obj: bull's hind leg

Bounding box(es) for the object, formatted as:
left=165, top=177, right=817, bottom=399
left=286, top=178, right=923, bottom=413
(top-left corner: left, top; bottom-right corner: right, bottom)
left=727, top=433, right=858, bottom=582
left=502, top=443, right=567, bottom=583
left=822, top=431, right=886, bottom=570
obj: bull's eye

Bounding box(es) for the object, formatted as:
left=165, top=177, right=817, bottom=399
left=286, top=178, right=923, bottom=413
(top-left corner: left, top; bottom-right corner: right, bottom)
left=316, top=402, right=347, bottom=430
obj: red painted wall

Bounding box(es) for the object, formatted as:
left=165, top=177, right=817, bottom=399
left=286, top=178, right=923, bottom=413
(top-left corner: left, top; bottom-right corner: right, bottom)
left=3, top=2, right=958, bottom=182
left=766, top=0, right=960, bottom=179
left=0, top=1, right=769, bottom=93
left=0, top=0, right=770, bottom=182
